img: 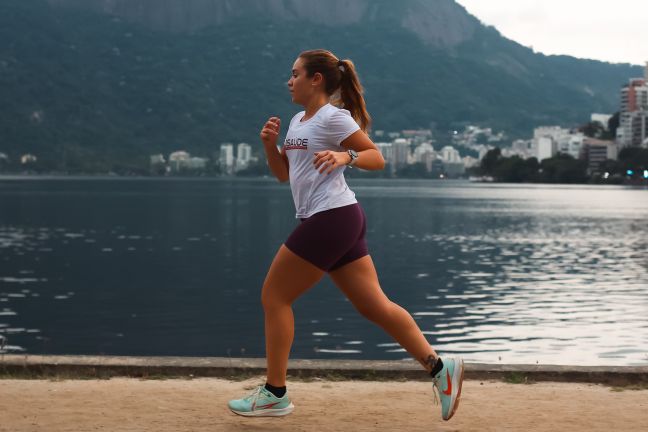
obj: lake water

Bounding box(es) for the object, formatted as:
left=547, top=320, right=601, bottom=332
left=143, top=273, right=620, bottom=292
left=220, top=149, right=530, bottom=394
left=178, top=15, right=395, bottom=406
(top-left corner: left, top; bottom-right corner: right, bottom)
left=1, top=176, right=647, bottom=366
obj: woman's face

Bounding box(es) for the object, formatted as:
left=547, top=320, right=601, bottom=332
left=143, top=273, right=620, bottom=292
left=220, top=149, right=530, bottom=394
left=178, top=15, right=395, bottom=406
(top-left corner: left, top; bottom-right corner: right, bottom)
left=287, top=57, right=317, bottom=105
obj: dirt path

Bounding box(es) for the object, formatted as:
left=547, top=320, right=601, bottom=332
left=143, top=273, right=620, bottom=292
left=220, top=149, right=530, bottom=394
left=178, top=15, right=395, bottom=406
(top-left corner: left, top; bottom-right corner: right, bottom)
left=1, top=377, right=647, bottom=431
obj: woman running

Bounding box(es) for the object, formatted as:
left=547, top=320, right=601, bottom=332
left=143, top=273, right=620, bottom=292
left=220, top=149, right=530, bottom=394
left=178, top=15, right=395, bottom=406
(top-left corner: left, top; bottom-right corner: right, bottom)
left=228, top=49, right=464, bottom=421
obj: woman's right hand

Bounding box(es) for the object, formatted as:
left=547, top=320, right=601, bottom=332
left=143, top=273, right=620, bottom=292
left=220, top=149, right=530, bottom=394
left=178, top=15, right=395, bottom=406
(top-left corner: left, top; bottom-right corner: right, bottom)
left=260, top=117, right=281, bottom=147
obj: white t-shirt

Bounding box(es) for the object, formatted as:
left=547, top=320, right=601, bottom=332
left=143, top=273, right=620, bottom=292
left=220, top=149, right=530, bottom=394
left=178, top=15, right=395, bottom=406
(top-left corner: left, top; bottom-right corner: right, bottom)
left=283, top=103, right=360, bottom=218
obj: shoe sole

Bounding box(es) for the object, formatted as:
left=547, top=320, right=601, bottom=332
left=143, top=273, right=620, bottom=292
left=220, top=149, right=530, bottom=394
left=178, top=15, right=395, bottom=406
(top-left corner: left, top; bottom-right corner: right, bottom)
left=445, top=358, right=464, bottom=421
left=230, top=403, right=295, bottom=417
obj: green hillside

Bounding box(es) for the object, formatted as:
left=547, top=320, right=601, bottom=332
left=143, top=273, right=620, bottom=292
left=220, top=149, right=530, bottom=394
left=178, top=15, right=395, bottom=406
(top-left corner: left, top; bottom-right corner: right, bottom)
left=0, top=0, right=641, bottom=173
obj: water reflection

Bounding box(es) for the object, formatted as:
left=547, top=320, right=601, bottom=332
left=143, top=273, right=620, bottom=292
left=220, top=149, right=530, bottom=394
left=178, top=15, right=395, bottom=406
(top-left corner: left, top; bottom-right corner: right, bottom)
left=0, top=178, right=646, bottom=365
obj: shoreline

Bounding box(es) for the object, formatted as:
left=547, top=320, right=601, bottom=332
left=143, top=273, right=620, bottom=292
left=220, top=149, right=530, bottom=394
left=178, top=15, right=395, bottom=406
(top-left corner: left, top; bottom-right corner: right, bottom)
left=1, top=174, right=646, bottom=186
left=3, top=355, right=647, bottom=430
left=2, top=354, right=647, bottom=386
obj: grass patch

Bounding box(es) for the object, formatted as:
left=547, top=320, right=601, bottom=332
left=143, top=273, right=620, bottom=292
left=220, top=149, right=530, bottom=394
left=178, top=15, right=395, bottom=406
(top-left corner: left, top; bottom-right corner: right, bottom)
left=610, top=383, right=648, bottom=392
left=503, top=372, right=534, bottom=385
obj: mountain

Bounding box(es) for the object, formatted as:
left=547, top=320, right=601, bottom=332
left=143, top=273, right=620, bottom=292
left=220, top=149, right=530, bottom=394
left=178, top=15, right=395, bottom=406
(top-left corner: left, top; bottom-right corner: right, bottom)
left=0, top=0, right=642, bottom=173
left=45, top=0, right=481, bottom=47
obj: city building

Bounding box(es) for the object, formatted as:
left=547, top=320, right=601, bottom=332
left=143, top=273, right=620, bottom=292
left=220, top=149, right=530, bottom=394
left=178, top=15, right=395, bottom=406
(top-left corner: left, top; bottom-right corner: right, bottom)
left=537, top=136, right=557, bottom=161
left=168, top=151, right=192, bottom=172
left=402, top=129, right=432, bottom=138
left=412, top=142, right=437, bottom=172
left=403, top=129, right=433, bottom=145
left=560, top=133, right=585, bottom=159
left=236, top=142, right=252, bottom=172
left=440, top=146, right=461, bottom=164
left=186, top=157, right=208, bottom=170
left=580, top=138, right=618, bottom=175
left=149, top=154, right=167, bottom=175
left=375, top=142, right=393, bottom=163
left=503, top=139, right=534, bottom=159
left=20, top=154, right=37, bottom=164
left=412, top=142, right=435, bottom=163
left=534, top=126, right=573, bottom=161
left=392, top=138, right=411, bottom=170
left=591, top=113, right=612, bottom=128
left=617, top=64, right=648, bottom=148
left=440, top=145, right=464, bottom=177
left=462, top=155, right=479, bottom=169
left=220, top=143, right=234, bottom=175
left=150, top=154, right=165, bottom=165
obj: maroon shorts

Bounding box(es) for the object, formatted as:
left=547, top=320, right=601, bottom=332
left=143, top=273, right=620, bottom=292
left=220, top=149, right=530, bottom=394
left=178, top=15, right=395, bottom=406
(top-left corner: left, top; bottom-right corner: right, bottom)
left=284, top=203, right=368, bottom=272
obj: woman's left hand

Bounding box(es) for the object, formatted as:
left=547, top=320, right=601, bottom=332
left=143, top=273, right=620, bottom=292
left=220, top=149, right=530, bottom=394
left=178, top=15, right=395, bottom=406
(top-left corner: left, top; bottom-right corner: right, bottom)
left=313, top=151, right=350, bottom=175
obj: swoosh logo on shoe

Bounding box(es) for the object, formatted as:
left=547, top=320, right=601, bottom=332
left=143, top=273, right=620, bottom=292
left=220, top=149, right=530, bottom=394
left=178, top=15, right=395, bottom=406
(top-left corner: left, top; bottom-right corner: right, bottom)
left=256, top=402, right=281, bottom=410
left=443, top=370, right=452, bottom=396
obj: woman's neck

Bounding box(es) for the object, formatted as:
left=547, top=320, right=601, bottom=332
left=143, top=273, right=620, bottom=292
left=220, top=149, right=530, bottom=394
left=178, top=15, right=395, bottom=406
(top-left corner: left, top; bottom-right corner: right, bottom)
left=302, top=94, right=329, bottom=121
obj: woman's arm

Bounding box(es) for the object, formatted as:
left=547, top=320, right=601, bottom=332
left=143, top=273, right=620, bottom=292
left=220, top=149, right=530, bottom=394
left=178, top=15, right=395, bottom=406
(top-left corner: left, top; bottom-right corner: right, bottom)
left=313, top=130, right=385, bottom=174
left=260, top=117, right=289, bottom=183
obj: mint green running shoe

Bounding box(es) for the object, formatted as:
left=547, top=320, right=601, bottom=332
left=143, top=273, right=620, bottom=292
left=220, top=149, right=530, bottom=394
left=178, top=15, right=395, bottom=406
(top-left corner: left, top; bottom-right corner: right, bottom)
left=432, top=357, right=464, bottom=421
left=228, top=385, right=295, bottom=417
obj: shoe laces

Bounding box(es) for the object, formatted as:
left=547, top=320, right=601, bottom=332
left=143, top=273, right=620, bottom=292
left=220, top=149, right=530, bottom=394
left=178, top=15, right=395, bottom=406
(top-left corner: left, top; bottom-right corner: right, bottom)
left=243, top=386, right=265, bottom=407
left=431, top=378, right=440, bottom=406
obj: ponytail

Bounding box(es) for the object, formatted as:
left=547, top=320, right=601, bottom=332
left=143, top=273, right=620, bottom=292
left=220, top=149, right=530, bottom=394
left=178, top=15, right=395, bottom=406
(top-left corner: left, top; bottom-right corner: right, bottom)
left=298, top=50, right=372, bottom=132
left=335, top=59, right=371, bottom=132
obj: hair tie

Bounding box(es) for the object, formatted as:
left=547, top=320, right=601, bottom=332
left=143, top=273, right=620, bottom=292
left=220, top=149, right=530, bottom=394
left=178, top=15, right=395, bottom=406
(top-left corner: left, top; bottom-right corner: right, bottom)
left=338, top=60, right=345, bottom=72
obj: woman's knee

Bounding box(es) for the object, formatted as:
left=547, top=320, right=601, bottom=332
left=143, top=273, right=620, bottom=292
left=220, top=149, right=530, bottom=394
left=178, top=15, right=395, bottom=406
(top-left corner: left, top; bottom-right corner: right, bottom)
left=261, top=281, right=290, bottom=311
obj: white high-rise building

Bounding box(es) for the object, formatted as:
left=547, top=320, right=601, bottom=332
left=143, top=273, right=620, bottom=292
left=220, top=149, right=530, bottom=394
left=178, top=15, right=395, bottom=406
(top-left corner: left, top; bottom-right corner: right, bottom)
left=440, top=146, right=461, bottom=164
left=220, top=143, right=234, bottom=175
left=375, top=142, right=393, bottom=163
left=413, top=142, right=435, bottom=163
left=392, top=138, right=410, bottom=170
left=236, top=143, right=252, bottom=172
left=537, top=137, right=556, bottom=161
left=534, top=126, right=571, bottom=161
left=413, top=142, right=437, bottom=172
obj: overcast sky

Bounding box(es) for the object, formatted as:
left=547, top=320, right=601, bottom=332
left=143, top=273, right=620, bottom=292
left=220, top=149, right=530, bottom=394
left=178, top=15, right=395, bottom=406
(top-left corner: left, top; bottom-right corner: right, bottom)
left=455, top=0, right=647, bottom=65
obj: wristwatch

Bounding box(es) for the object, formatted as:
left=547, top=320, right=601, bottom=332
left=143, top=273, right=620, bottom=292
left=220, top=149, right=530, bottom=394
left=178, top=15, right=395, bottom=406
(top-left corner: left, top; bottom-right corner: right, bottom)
left=347, top=149, right=358, bottom=166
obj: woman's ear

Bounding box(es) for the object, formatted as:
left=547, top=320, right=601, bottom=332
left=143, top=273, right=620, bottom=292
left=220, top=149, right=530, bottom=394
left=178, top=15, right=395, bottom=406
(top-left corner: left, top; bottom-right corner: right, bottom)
left=312, top=72, right=324, bottom=87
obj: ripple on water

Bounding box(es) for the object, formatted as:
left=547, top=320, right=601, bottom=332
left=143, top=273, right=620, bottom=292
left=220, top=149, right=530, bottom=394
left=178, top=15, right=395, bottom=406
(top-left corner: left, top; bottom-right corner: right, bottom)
left=315, top=348, right=362, bottom=354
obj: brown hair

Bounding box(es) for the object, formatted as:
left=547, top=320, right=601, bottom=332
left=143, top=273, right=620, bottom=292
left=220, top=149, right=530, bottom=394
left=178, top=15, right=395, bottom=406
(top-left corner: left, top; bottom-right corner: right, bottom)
left=298, top=49, right=371, bottom=132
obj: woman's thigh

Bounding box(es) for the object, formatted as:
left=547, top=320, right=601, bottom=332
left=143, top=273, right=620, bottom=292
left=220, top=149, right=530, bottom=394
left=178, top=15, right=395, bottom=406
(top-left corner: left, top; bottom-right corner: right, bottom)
left=328, top=255, right=391, bottom=312
left=261, top=245, right=325, bottom=307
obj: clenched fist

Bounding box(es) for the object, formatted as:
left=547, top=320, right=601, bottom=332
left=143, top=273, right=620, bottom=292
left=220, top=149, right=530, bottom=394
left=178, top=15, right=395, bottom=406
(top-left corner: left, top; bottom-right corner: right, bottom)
left=260, top=117, right=281, bottom=147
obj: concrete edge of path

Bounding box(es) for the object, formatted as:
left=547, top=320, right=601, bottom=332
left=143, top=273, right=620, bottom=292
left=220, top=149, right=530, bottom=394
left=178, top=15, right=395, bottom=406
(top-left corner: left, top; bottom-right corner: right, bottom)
left=1, top=354, right=647, bottom=386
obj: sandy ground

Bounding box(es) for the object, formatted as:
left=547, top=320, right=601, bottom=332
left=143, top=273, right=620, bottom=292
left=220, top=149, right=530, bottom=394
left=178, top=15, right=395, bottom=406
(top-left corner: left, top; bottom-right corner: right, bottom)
left=1, top=377, right=647, bottom=432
